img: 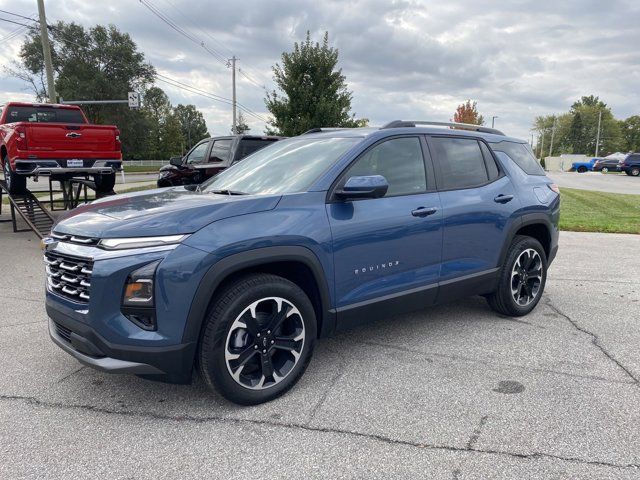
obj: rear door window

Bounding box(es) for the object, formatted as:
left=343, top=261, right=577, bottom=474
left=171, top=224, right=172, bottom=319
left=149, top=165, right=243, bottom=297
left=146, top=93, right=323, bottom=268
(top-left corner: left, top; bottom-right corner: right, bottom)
left=209, top=139, right=233, bottom=162
left=429, top=137, right=489, bottom=190
left=236, top=138, right=279, bottom=160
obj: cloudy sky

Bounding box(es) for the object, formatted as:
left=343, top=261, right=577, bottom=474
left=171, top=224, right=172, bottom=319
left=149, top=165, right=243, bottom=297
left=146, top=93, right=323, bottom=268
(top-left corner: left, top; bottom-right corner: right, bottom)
left=0, top=0, right=638, bottom=140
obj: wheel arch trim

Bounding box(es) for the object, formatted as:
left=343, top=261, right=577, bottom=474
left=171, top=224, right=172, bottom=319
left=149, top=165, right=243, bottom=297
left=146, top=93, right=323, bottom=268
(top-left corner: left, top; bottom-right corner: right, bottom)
left=181, top=246, right=335, bottom=346
left=498, top=213, right=554, bottom=267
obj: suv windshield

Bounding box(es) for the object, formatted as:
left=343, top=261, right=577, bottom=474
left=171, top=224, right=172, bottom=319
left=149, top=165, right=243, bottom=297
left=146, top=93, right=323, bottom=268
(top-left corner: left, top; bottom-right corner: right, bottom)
left=5, top=106, right=86, bottom=124
left=201, top=137, right=361, bottom=195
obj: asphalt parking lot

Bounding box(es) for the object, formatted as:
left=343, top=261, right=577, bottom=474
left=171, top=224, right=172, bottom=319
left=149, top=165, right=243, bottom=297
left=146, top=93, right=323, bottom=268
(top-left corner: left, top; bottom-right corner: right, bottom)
left=1, top=224, right=638, bottom=479
left=548, top=171, right=639, bottom=195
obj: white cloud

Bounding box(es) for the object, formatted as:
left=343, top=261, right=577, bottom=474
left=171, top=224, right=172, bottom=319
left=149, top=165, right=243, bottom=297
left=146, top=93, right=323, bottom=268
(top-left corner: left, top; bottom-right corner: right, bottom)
left=0, top=0, right=637, bottom=140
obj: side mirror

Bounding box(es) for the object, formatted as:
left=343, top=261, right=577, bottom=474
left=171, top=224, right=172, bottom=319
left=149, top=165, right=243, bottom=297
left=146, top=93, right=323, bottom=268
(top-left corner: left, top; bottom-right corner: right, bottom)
left=335, top=175, right=389, bottom=200
left=169, top=156, right=184, bottom=167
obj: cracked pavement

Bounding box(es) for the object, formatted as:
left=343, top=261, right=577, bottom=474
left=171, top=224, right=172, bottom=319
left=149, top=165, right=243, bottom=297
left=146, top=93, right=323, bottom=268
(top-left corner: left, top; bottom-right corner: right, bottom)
left=1, top=226, right=639, bottom=479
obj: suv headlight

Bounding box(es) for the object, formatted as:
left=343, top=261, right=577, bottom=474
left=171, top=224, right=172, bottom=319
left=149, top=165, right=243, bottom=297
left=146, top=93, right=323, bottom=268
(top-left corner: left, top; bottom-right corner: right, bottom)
left=122, top=260, right=161, bottom=330
left=99, top=235, right=187, bottom=250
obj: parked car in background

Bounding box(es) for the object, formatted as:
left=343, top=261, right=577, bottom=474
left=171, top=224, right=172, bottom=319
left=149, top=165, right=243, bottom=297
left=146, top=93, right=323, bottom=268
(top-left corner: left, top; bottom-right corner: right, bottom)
left=157, top=134, right=283, bottom=187
left=619, top=153, right=640, bottom=176
left=571, top=158, right=597, bottom=173
left=593, top=157, right=622, bottom=173
left=0, top=102, right=122, bottom=194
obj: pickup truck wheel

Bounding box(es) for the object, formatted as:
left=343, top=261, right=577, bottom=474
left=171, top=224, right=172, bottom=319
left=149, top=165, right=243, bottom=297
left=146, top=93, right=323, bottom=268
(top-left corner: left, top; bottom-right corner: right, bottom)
left=486, top=235, right=547, bottom=317
left=577, top=166, right=588, bottom=173
left=93, top=173, right=116, bottom=193
left=3, top=157, right=27, bottom=195
left=198, top=273, right=316, bottom=405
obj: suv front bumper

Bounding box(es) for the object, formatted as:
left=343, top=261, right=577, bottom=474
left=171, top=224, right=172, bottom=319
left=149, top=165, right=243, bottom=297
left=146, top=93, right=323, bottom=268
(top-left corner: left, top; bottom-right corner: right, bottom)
left=47, top=301, right=196, bottom=380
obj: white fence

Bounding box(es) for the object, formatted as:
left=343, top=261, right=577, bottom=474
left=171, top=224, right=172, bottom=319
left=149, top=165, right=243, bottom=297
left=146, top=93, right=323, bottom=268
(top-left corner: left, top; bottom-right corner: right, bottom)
left=122, top=160, right=170, bottom=167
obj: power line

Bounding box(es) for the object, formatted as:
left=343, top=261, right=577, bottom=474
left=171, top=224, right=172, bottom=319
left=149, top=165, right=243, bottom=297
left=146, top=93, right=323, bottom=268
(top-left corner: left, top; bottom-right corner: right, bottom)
left=138, top=0, right=228, bottom=67
left=0, top=9, right=39, bottom=22
left=0, top=16, right=37, bottom=28
left=156, top=73, right=268, bottom=123
left=157, top=0, right=271, bottom=88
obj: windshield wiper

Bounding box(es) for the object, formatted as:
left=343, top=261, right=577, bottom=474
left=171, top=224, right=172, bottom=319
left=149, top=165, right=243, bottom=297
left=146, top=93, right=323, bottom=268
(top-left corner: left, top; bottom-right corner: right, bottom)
left=207, top=189, right=248, bottom=196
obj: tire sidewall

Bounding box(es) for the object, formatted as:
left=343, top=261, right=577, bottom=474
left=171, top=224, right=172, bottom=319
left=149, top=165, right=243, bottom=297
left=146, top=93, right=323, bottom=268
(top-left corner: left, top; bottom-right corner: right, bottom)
left=501, top=236, right=548, bottom=315
left=200, top=276, right=317, bottom=404
left=631, top=168, right=640, bottom=177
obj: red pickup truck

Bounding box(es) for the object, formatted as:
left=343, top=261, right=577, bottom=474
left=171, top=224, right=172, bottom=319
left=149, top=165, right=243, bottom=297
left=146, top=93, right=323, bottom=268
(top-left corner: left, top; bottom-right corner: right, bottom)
left=0, top=102, right=121, bottom=194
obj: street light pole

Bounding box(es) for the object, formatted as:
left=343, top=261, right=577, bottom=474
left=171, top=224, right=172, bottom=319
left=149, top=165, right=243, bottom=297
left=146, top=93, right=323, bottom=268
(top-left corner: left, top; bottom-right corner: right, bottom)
left=37, top=0, right=56, bottom=103
left=549, top=116, right=557, bottom=157
left=595, top=110, right=602, bottom=157
left=231, top=56, right=237, bottom=134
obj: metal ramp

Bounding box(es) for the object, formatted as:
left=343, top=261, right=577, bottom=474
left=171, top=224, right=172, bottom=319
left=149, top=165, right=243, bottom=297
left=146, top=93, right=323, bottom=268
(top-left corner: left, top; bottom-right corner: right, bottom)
left=0, top=179, right=55, bottom=239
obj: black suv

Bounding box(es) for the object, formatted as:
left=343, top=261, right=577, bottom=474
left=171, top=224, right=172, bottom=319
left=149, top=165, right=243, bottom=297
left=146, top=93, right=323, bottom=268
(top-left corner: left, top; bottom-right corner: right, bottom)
left=620, top=153, right=640, bottom=176
left=157, top=134, right=283, bottom=187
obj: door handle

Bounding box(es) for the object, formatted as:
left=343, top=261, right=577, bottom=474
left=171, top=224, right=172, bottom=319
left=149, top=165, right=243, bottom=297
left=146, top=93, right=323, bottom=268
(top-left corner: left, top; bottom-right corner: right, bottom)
left=494, top=194, right=514, bottom=204
left=411, top=206, right=438, bottom=217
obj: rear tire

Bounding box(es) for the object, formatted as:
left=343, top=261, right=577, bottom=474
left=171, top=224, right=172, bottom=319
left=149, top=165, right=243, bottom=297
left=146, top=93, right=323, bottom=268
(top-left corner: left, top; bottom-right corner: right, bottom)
left=3, top=156, right=27, bottom=195
left=198, top=273, right=317, bottom=405
left=486, top=235, right=547, bottom=317
left=601, top=167, right=609, bottom=174
left=93, top=172, right=116, bottom=193
left=630, top=167, right=640, bottom=177
left=577, top=166, right=587, bottom=173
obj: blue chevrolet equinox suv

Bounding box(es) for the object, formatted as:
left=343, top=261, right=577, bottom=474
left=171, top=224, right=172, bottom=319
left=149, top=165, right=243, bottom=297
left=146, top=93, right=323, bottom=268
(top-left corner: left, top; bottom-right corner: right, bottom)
left=44, top=121, right=560, bottom=404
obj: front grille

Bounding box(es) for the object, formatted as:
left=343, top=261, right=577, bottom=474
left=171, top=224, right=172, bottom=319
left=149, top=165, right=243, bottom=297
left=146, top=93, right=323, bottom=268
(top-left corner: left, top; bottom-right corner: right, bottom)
left=54, top=322, right=72, bottom=343
left=50, top=231, right=100, bottom=246
left=44, top=252, right=93, bottom=303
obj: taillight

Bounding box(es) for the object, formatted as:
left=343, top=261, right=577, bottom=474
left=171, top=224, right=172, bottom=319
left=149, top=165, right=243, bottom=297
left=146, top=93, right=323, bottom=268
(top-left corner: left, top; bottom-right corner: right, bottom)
left=15, top=125, right=27, bottom=149
left=115, top=128, right=122, bottom=151
left=548, top=183, right=560, bottom=194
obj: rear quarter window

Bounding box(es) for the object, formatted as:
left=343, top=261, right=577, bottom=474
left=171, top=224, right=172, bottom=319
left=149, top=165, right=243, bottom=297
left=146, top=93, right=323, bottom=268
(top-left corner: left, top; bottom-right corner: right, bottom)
left=490, top=141, right=545, bottom=175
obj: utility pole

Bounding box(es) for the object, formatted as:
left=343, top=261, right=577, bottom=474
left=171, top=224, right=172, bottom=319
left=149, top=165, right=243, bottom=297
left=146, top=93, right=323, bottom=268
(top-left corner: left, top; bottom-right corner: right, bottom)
left=37, top=0, right=56, bottom=103
left=595, top=110, right=602, bottom=157
left=539, top=131, right=545, bottom=160
left=491, top=116, right=498, bottom=128
left=231, top=56, right=237, bottom=134
left=548, top=116, right=557, bottom=157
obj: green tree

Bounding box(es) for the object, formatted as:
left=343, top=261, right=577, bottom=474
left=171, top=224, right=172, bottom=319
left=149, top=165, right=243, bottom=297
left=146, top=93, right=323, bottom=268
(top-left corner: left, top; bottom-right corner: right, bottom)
left=620, top=116, right=640, bottom=153
left=567, top=111, right=585, bottom=154
left=234, top=111, right=250, bottom=134
left=569, top=96, right=622, bottom=155
left=265, top=31, right=365, bottom=136
left=8, top=21, right=155, bottom=159
left=452, top=100, right=484, bottom=125
left=174, top=104, right=209, bottom=152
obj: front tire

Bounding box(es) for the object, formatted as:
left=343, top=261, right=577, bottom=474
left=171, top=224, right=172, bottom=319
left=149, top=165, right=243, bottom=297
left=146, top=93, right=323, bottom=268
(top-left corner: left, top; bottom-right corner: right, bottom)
left=486, top=235, right=547, bottom=317
left=198, top=273, right=317, bottom=405
left=629, top=167, right=640, bottom=177
left=3, top=156, right=27, bottom=195
left=577, top=166, right=588, bottom=173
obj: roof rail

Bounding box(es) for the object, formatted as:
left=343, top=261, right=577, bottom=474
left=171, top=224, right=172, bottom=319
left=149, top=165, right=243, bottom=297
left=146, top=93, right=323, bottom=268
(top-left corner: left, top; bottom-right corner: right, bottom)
left=302, top=127, right=350, bottom=135
left=381, top=120, right=505, bottom=136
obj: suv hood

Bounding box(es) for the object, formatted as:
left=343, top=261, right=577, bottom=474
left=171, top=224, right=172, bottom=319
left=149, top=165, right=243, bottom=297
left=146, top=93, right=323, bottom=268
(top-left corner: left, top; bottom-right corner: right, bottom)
left=53, top=187, right=281, bottom=238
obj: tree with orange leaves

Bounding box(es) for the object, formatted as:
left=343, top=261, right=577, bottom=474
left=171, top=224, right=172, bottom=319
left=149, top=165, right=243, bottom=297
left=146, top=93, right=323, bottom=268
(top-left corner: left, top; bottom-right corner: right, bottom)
left=453, top=100, right=485, bottom=125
